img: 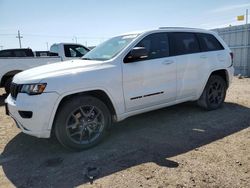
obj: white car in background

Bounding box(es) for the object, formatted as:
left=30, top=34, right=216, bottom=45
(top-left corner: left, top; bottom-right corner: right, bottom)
left=5, top=27, right=234, bottom=150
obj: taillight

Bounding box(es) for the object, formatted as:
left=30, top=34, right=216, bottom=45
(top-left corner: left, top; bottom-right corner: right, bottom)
left=230, top=52, right=233, bottom=66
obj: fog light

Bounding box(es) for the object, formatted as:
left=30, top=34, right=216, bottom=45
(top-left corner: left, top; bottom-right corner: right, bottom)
left=18, top=111, right=33, bottom=119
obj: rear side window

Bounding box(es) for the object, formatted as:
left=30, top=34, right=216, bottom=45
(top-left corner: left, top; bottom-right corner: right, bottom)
left=197, top=33, right=224, bottom=52
left=133, top=32, right=169, bottom=60
left=169, top=32, right=200, bottom=56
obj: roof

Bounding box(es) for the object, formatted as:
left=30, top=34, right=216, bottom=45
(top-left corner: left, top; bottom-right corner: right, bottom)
left=157, top=27, right=209, bottom=33
left=120, top=27, right=211, bottom=37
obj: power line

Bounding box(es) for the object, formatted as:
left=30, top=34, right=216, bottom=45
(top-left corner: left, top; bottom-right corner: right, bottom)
left=0, top=34, right=16, bottom=36
left=73, top=36, right=77, bottom=43
left=46, top=42, right=49, bottom=50
left=0, top=33, right=110, bottom=40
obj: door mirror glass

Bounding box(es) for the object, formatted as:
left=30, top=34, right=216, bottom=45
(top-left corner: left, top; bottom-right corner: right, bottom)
left=124, top=47, right=148, bottom=63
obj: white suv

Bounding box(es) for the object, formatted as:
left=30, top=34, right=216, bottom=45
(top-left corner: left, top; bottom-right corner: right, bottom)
left=5, top=27, right=234, bottom=150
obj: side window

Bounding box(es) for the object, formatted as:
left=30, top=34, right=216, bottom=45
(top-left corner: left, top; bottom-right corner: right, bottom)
left=170, top=32, right=200, bottom=56
left=197, top=33, right=224, bottom=52
left=64, top=45, right=89, bottom=57
left=126, top=32, right=169, bottom=62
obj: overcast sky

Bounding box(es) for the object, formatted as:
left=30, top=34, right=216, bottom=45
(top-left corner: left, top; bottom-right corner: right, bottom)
left=0, top=0, right=249, bottom=50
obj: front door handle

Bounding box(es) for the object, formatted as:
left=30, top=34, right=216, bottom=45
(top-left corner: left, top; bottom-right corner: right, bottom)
left=162, top=60, right=174, bottom=65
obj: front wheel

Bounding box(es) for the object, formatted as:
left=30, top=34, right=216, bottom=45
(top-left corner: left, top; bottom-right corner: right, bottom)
left=54, top=95, right=111, bottom=150
left=198, top=75, right=227, bottom=110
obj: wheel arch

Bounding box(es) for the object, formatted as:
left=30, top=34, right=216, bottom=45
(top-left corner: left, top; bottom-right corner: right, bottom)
left=0, top=70, right=22, bottom=87
left=209, top=69, right=229, bottom=88
left=197, top=69, right=229, bottom=110
left=198, top=69, right=229, bottom=99
left=49, top=89, right=117, bottom=135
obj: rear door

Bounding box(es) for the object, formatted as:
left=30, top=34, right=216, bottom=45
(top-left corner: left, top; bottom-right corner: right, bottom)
left=122, top=32, right=177, bottom=112
left=169, top=32, right=204, bottom=100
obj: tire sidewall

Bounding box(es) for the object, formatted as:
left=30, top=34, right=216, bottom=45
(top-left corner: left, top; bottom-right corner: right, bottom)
left=205, top=75, right=227, bottom=110
left=55, top=95, right=111, bottom=150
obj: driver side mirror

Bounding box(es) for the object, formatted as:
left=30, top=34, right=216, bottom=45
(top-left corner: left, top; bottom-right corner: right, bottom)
left=124, top=47, right=148, bottom=63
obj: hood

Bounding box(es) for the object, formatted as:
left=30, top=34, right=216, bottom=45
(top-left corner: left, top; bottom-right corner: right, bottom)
left=13, top=59, right=104, bottom=84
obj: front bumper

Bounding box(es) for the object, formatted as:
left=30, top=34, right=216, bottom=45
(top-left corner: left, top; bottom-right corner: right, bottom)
left=5, top=92, right=59, bottom=138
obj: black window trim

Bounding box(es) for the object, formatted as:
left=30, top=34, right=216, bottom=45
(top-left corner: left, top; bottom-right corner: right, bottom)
left=123, top=31, right=225, bottom=63
left=123, top=32, right=170, bottom=63
left=196, top=32, right=224, bottom=52
left=169, top=32, right=202, bottom=56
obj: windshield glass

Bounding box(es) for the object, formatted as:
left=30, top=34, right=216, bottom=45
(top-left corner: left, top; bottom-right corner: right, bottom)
left=82, top=34, right=139, bottom=61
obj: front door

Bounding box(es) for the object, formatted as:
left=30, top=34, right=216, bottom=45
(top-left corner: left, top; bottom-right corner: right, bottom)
left=122, top=32, right=177, bottom=112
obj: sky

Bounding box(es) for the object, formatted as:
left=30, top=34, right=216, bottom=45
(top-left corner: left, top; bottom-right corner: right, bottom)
left=0, top=0, right=250, bottom=50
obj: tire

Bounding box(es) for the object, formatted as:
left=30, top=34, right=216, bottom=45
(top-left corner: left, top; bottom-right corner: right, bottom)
left=4, top=77, right=13, bottom=94
left=54, top=95, right=111, bottom=150
left=198, top=75, right=227, bottom=110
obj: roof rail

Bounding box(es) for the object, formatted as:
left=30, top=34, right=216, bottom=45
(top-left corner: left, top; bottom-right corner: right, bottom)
left=158, top=27, right=198, bottom=30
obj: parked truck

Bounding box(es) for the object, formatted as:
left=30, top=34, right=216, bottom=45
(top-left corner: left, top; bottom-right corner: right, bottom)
left=0, top=43, right=89, bottom=93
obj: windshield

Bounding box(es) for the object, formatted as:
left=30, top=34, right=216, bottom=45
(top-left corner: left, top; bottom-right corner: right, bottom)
left=82, top=34, right=139, bottom=61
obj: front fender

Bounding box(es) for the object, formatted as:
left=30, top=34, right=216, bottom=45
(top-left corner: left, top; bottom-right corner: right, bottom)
left=46, top=87, right=121, bottom=131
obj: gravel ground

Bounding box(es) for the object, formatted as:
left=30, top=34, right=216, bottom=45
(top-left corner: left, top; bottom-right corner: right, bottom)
left=0, top=77, right=249, bottom=188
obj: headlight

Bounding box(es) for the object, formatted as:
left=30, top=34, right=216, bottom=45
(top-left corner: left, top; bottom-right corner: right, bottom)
left=20, top=83, right=47, bottom=95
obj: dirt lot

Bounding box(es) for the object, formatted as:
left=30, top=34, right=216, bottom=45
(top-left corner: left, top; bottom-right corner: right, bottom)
left=0, top=78, right=249, bottom=188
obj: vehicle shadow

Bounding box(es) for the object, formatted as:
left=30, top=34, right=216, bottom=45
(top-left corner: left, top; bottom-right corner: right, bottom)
left=1, top=102, right=249, bottom=187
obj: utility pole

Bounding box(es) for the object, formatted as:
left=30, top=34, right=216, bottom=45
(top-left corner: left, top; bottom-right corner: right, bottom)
left=46, top=42, right=49, bottom=51
left=16, top=30, right=23, bottom=48
left=73, top=36, right=77, bottom=44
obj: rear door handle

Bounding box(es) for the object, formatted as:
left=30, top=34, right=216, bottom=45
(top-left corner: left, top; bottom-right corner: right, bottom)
left=162, top=60, right=174, bottom=65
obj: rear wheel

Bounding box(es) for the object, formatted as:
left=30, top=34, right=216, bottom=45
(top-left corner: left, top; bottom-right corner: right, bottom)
left=198, top=75, right=227, bottom=110
left=4, top=77, right=12, bottom=94
left=54, top=95, right=111, bottom=150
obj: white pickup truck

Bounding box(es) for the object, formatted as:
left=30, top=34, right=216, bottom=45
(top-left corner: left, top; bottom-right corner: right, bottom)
left=0, top=43, right=89, bottom=93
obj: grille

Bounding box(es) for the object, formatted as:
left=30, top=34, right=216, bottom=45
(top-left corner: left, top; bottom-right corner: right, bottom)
left=10, top=83, right=22, bottom=99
